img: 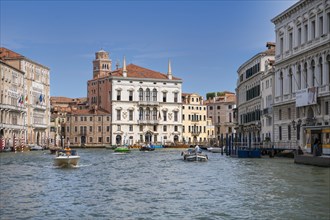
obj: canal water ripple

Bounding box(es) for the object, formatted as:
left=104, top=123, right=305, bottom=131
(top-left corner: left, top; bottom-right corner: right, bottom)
left=0, top=149, right=329, bottom=220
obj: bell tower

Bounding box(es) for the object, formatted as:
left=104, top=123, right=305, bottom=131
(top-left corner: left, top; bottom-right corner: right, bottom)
left=93, top=49, right=112, bottom=79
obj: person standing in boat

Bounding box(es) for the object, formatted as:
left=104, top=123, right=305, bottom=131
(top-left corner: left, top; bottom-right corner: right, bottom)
left=64, top=145, right=71, bottom=156
left=195, top=145, right=201, bottom=154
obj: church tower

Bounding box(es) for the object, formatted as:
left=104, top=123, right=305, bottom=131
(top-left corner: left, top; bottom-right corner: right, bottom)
left=93, top=49, right=112, bottom=79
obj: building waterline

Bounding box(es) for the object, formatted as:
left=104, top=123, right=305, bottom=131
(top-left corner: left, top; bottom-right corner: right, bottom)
left=0, top=149, right=329, bottom=220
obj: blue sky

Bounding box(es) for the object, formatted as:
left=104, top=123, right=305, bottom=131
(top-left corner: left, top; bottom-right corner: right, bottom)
left=1, top=0, right=297, bottom=99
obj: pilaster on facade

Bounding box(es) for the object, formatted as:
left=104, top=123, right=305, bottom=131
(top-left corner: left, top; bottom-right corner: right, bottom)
left=272, top=0, right=330, bottom=154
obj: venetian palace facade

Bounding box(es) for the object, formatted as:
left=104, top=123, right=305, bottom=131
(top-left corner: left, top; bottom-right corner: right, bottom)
left=87, top=50, right=183, bottom=146
left=0, top=47, right=50, bottom=148
left=271, top=0, right=330, bottom=152
left=181, top=93, right=210, bottom=145
left=236, top=43, right=275, bottom=147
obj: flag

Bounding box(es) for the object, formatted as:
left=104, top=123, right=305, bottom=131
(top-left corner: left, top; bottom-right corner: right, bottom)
left=21, top=95, right=24, bottom=104
left=25, top=95, right=28, bottom=102
left=39, top=94, right=43, bottom=103
left=17, top=96, right=22, bottom=105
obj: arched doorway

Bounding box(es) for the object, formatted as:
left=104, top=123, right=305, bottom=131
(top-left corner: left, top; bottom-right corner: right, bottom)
left=81, top=136, right=86, bottom=146
left=116, top=135, right=122, bottom=145
left=174, top=135, right=179, bottom=143
left=145, top=132, right=152, bottom=144
left=37, top=132, right=40, bottom=146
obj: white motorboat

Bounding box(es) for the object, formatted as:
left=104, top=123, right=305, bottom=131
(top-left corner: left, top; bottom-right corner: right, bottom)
left=207, top=147, right=223, bottom=153
left=29, top=145, right=44, bottom=151
left=54, top=149, right=80, bottom=167
left=181, top=149, right=208, bottom=162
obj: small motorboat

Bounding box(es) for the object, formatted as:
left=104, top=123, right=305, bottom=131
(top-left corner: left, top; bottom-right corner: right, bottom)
left=181, top=149, right=208, bottom=162
left=114, top=146, right=131, bottom=153
left=29, top=145, right=44, bottom=151
left=207, top=147, right=223, bottom=153
left=54, top=148, right=80, bottom=167
left=139, top=144, right=155, bottom=151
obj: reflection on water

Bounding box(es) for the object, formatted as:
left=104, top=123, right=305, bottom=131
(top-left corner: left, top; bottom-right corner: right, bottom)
left=1, top=149, right=329, bottom=220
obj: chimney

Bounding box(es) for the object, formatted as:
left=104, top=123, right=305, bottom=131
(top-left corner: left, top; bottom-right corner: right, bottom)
left=123, top=56, right=127, bottom=77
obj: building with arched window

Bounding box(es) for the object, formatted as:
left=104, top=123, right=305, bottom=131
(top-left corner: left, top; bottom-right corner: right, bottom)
left=87, top=50, right=183, bottom=146
left=271, top=0, right=330, bottom=153
left=236, top=43, right=275, bottom=148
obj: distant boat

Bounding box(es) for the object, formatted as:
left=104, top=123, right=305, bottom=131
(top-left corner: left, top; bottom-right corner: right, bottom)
left=114, top=146, right=131, bottom=153
left=29, top=145, right=44, bottom=151
left=207, top=147, right=223, bottom=153
left=54, top=149, right=80, bottom=167
left=139, top=144, right=155, bottom=151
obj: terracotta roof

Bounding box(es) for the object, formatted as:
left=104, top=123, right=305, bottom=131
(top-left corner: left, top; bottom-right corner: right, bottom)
left=0, top=47, right=24, bottom=60
left=51, top=96, right=87, bottom=104
left=111, top=64, right=181, bottom=80
left=70, top=108, right=110, bottom=115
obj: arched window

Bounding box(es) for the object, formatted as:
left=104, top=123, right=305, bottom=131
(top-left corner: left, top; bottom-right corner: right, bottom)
left=297, top=65, right=301, bottom=90
left=139, top=107, right=144, bottom=120
left=152, top=108, right=157, bottom=120
left=311, top=60, right=315, bottom=87
left=146, top=88, right=150, bottom=101
left=319, top=57, right=323, bottom=86
left=289, top=68, right=293, bottom=94
left=152, top=89, right=157, bottom=101
left=146, top=107, right=150, bottom=120
left=327, top=55, right=330, bottom=84
left=280, top=72, right=283, bottom=96
left=304, top=62, right=308, bottom=88
left=139, top=88, right=143, bottom=101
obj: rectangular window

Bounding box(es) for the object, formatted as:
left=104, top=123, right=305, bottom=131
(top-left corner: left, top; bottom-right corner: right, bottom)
left=140, top=125, right=143, bottom=132
left=98, top=117, right=101, bottom=121
left=288, top=125, right=291, bottom=140
left=289, top=32, right=293, bottom=50
left=279, top=109, right=282, bottom=120
left=107, top=126, right=110, bottom=132
left=311, top=20, right=315, bottom=39
left=107, top=116, right=109, bottom=121
left=98, top=126, right=101, bottom=132
left=319, top=16, right=323, bottom=36
left=279, top=126, right=282, bottom=140
left=129, top=91, right=133, bottom=101
left=163, top=111, right=167, bottom=121
left=280, top=37, right=283, bottom=54
left=75, top=126, right=77, bottom=132
left=174, top=112, right=178, bottom=122
left=328, top=13, right=330, bottom=33
left=107, top=137, right=110, bottom=143
left=174, top=125, right=178, bottom=132
left=163, top=125, right=167, bottom=132
left=89, top=137, right=93, bottom=143
left=326, top=101, right=329, bottom=115
left=174, top=93, right=178, bottom=103
left=98, top=137, right=102, bottom=143
left=298, top=27, right=302, bottom=46
left=129, top=125, right=133, bottom=132
left=117, top=125, right=121, bottom=131
left=182, top=114, right=185, bottom=121
left=163, top=92, right=167, bottom=102
left=117, top=90, right=121, bottom=101
left=304, top=24, right=308, bottom=43
left=153, top=125, right=157, bottom=132
left=117, top=110, right=121, bottom=120
left=129, top=110, right=133, bottom=121
left=90, top=117, right=93, bottom=121
left=89, top=126, right=92, bottom=132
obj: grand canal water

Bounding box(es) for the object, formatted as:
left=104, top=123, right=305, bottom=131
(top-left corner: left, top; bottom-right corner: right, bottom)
left=0, top=149, right=329, bottom=220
